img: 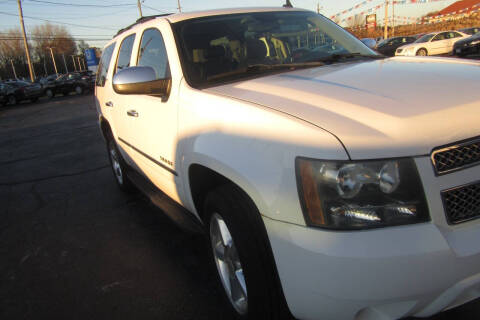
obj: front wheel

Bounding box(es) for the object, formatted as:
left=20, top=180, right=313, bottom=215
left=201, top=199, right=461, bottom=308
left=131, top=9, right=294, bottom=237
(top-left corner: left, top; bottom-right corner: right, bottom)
left=204, top=185, right=289, bottom=320
left=416, top=48, right=428, bottom=56
left=107, top=138, right=134, bottom=192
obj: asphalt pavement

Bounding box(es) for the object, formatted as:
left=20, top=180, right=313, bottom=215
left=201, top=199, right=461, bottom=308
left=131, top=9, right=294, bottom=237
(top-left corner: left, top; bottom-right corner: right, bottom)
left=0, top=94, right=479, bottom=320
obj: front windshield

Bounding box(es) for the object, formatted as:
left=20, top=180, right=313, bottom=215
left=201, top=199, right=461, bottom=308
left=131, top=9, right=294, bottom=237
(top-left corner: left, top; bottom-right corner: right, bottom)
left=172, top=10, right=378, bottom=87
left=415, top=34, right=434, bottom=43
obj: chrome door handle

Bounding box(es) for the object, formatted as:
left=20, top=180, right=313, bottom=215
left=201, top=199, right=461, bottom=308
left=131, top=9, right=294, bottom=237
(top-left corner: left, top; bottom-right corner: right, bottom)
left=105, top=101, right=113, bottom=107
left=127, top=110, right=138, bottom=117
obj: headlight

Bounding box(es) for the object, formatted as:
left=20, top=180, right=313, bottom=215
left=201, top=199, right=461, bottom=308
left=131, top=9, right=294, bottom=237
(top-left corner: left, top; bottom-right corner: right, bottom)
left=470, top=40, right=480, bottom=45
left=296, top=158, right=430, bottom=230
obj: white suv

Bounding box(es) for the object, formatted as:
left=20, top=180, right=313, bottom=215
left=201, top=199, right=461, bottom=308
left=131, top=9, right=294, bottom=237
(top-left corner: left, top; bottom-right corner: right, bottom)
left=95, top=7, right=480, bottom=320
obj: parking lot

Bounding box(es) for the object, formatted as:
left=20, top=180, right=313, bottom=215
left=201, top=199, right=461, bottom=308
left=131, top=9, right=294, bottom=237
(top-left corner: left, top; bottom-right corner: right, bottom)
left=0, top=94, right=479, bottom=319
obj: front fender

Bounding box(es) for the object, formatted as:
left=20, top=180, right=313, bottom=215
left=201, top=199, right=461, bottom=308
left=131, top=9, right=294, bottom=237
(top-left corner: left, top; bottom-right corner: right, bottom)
left=177, top=83, right=348, bottom=225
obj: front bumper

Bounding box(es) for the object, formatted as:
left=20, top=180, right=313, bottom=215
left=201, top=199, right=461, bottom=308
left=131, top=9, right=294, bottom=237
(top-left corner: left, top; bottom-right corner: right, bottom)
left=454, top=44, right=480, bottom=56
left=395, top=49, right=415, bottom=57
left=264, top=157, right=480, bottom=320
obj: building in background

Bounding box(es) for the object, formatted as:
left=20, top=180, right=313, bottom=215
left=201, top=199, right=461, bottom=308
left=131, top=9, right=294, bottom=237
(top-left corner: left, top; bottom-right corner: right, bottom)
left=426, top=0, right=480, bottom=23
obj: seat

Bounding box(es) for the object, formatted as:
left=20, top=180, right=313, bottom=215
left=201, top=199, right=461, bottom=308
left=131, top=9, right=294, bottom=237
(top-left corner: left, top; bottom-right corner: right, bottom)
left=246, top=39, right=267, bottom=64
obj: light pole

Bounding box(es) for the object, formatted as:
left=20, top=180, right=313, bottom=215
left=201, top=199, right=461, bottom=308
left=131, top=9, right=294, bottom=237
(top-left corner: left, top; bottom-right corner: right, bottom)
left=392, top=0, right=395, bottom=37
left=71, top=55, right=77, bottom=72
left=77, top=56, right=82, bottom=71
left=62, top=54, right=68, bottom=73
left=384, top=0, right=389, bottom=39
left=48, top=47, right=58, bottom=75
left=137, top=0, right=143, bottom=18
left=16, top=0, right=34, bottom=82
left=10, top=60, right=17, bottom=79
left=177, top=0, right=181, bottom=12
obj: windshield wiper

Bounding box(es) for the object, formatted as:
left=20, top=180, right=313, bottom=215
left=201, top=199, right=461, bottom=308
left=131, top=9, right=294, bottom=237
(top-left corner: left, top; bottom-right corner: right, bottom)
left=315, top=52, right=385, bottom=63
left=206, top=61, right=326, bottom=82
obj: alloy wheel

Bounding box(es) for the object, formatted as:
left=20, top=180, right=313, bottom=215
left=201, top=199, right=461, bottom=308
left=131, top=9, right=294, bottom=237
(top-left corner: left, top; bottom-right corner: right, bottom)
left=210, top=213, right=248, bottom=315
left=109, top=143, right=123, bottom=185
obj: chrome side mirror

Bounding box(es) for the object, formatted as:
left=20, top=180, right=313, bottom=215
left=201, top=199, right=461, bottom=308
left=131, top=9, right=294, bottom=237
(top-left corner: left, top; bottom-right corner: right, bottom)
left=113, top=66, right=171, bottom=97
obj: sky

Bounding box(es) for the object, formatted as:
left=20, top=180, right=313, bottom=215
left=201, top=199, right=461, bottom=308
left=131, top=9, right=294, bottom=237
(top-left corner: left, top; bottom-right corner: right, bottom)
left=0, top=0, right=458, bottom=48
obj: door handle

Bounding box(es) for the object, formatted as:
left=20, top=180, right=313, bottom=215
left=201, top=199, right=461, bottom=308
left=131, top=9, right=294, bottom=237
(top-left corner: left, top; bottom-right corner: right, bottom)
left=105, top=101, right=113, bottom=107
left=127, top=110, right=139, bottom=117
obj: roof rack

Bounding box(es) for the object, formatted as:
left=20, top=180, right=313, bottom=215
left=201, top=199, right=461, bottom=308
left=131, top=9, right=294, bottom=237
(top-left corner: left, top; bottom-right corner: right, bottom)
left=114, top=13, right=173, bottom=38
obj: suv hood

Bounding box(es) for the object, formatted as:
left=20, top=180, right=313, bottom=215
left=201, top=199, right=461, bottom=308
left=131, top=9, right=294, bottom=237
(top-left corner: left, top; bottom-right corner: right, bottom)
left=206, top=57, right=480, bottom=159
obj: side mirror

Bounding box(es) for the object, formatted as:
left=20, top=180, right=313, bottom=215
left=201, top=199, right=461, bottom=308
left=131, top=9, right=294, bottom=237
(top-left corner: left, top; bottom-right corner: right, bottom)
left=113, top=66, right=171, bottom=97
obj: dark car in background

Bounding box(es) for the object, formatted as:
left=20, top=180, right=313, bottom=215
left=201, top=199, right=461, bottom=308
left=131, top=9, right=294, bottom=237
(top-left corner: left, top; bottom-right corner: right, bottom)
left=376, top=36, right=417, bottom=56
left=39, top=74, right=61, bottom=98
left=459, top=27, right=480, bottom=36
left=3, top=81, right=44, bottom=105
left=54, top=72, right=94, bottom=96
left=0, top=82, right=11, bottom=106
left=454, top=32, right=480, bottom=57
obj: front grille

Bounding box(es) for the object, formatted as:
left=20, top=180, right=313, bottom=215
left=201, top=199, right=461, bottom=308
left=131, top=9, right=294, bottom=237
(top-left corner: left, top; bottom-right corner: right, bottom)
left=431, top=138, right=480, bottom=175
left=442, top=181, right=480, bottom=224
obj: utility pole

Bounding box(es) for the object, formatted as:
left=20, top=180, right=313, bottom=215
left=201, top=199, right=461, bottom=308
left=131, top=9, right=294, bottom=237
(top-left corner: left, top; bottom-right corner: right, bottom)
left=16, top=0, right=34, bottom=82
left=317, top=2, right=320, bottom=14
left=10, top=60, right=17, bottom=79
left=392, top=0, right=395, bottom=37
left=177, top=0, right=182, bottom=13
left=48, top=47, right=58, bottom=75
left=137, top=0, right=143, bottom=18
left=62, top=53, right=68, bottom=73
left=384, top=0, right=389, bottom=40
left=71, top=55, right=77, bottom=72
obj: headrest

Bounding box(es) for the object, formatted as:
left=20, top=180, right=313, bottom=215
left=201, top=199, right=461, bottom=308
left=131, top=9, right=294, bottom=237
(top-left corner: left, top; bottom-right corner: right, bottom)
left=246, top=40, right=267, bottom=60
left=205, top=46, right=225, bottom=58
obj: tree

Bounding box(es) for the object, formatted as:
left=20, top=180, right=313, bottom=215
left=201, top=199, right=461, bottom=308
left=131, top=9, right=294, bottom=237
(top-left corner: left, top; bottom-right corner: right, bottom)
left=77, top=40, right=89, bottom=54
left=30, top=23, right=76, bottom=75
left=0, top=28, right=26, bottom=79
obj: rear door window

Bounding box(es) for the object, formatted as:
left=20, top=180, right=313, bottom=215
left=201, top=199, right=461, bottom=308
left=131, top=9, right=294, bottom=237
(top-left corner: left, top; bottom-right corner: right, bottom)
left=115, top=34, right=136, bottom=74
left=96, top=43, right=116, bottom=87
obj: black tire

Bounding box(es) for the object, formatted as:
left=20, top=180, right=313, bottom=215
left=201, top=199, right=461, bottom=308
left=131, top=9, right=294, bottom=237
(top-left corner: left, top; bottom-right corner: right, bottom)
left=204, top=185, right=290, bottom=320
left=416, top=48, right=428, bottom=56
left=7, top=95, right=17, bottom=105
left=106, top=136, right=134, bottom=192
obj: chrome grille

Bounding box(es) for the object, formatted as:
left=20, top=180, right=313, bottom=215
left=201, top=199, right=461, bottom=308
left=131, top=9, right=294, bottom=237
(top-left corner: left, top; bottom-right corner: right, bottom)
left=442, top=181, right=480, bottom=224
left=431, top=138, right=480, bottom=175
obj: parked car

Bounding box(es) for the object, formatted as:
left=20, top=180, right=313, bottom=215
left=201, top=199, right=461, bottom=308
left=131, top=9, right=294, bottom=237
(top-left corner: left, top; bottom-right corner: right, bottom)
left=395, top=30, right=469, bottom=56
left=39, top=74, right=61, bottom=98
left=0, top=82, right=11, bottom=106
left=454, top=31, right=480, bottom=57
left=96, top=8, right=480, bottom=320
left=376, top=36, right=417, bottom=56
left=54, top=72, right=94, bottom=96
left=459, top=27, right=480, bottom=35
left=413, top=32, right=426, bottom=39
left=3, top=80, right=44, bottom=105
left=360, top=37, right=376, bottom=49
